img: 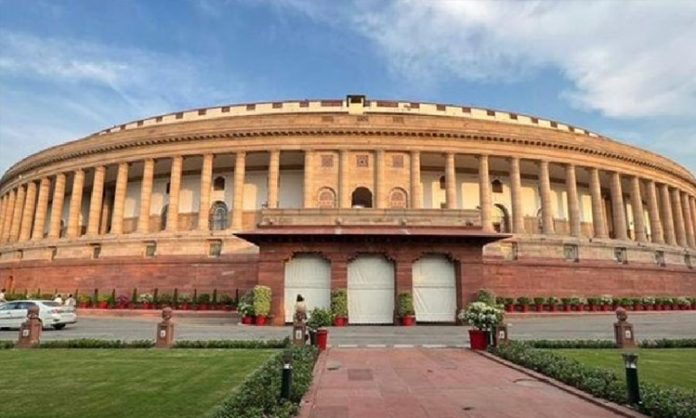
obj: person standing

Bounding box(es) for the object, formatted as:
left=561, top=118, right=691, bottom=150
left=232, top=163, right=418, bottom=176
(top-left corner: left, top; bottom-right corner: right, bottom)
left=64, top=294, right=76, bottom=308
left=0, top=288, right=6, bottom=303
left=53, top=294, right=63, bottom=304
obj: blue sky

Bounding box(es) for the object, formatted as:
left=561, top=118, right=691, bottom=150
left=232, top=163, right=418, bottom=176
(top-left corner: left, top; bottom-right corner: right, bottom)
left=1, top=0, right=695, bottom=175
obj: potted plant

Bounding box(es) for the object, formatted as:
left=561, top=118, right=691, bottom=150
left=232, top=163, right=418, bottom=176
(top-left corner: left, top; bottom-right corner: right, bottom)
left=533, top=297, right=546, bottom=312
left=631, top=297, right=643, bottom=311
left=220, top=294, right=235, bottom=311
left=642, top=296, right=655, bottom=311
left=116, top=294, right=130, bottom=309
left=611, top=297, right=621, bottom=310
left=676, top=296, right=690, bottom=310
left=516, top=296, right=530, bottom=313
left=158, top=293, right=173, bottom=308
left=238, top=291, right=254, bottom=323
left=178, top=293, right=191, bottom=310
left=77, top=294, right=91, bottom=308
left=600, top=295, right=613, bottom=311
left=458, top=302, right=503, bottom=350
left=495, top=296, right=506, bottom=307
left=476, top=289, right=496, bottom=306
left=547, top=296, right=559, bottom=312
left=587, top=297, right=600, bottom=311
left=138, top=293, right=154, bottom=309
left=560, top=297, right=571, bottom=312
left=670, top=297, right=680, bottom=311
left=197, top=293, right=211, bottom=311
left=397, top=293, right=416, bottom=326
left=689, top=297, right=696, bottom=310
left=619, top=297, right=632, bottom=309
left=96, top=295, right=109, bottom=309
left=331, top=289, right=348, bottom=326
left=307, top=307, right=332, bottom=350
left=503, top=297, right=515, bottom=313
left=569, top=297, right=581, bottom=311
left=252, top=285, right=271, bottom=325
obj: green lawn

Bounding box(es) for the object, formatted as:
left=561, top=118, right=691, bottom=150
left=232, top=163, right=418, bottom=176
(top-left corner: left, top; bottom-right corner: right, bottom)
left=555, top=348, right=696, bottom=391
left=0, top=349, right=277, bottom=418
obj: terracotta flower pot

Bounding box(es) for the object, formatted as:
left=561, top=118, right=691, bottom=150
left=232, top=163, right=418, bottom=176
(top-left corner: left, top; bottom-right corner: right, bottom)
left=400, top=316, right=415, bottom=326
left=333, top=316, right=347, bottom=327
left=468, top=329, right=489, bottom=350
left=255, top=315, right=268, bottom=326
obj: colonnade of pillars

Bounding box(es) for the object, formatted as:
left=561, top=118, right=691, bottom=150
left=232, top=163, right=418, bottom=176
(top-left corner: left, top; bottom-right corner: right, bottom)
left=0, top=151, right=695, bottom=250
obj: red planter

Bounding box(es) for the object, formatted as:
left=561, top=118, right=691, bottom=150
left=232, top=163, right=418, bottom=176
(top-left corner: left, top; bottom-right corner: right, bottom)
left=534, top=304, right=543, bottom=312
left=241, top=316, right=254, bottom=325
left=97, top=301, right=108, bottom=309
left=333, top=316, right=347, bottom=327
left=468, top=329, right=489, bottom=350
left=562, top=305, right=571, bottom=312
left=548, top=304, right=556, bottom=312
left=518, top=305, right=528, bottom=313
left=315, top=329, right=328, bottom=351
left=400, top=316, right=415, bottom=326
left=255, top=315, right=268, bottom=326
left=78, top=302, right=89, bottom=308
left=504, top=305, right=514, bottom=312
left=633, top=304, right=642, bottom=311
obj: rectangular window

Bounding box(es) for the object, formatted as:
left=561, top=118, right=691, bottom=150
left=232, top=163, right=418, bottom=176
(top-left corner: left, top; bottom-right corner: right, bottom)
left=145, top=242, right=157, bottom=258
left=209, top=240, right=222, bottom=257
left=91, top=244, right=101, bottom=259
left=614, top=247, right=627, bottom=264
left=654, top=251, right=666, bottom=267
left=563, top=244, right=579, bottom=262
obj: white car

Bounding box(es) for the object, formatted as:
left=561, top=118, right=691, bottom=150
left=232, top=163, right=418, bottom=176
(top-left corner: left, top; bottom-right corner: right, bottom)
left=0, top=300, right=77, bottom=330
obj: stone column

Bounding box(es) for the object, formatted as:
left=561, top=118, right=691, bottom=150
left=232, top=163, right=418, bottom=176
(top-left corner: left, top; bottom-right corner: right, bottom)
left=682, top=192, right=695, bottom=248
left=1, top=190, right=17, bottom=243
left=589, top=168, right=608, bottom=238
left=48, top=174, right=66, bottom=239
left=9, top=185, right=27, bottom=242
left=303, top=150, right=313, bottom=208
left=691, top=196, right=696, bottom=247
left=86, top=166, right=105, bottom=236
left=509, top=157, right=525, bottom=234
left=110, top=163, right=129, bottom=235
left=339, top=150, right=350, bottom=208
left=375, top=150, right=385, bottom=209
left=629, top=176, right=646, bottom=242
left=267, top=150, right=280, bottom=209
left=137, top=159, right=155, bottom=234
left=410, top=151, right=422, bottom=209
left=32, top=178, right=51, bottom=240
left=232, top=152, right=246, bottom=230
left=565, top=164, right=581, bottom=237
left=659, top=184, right=676, bottom=245
left=479, top=155, right=493, bottom=232
left=671, top=188, right=686, bottom=247
left=99, top=190, right=112, bottom=235
left=66, top=170, right=85, bottom=239
left=0, top=195, right=6, bottom=242
left=445, top=153, right=457, bottom=209
left=609, top=172, right=627, bottom=240
left=166, top=156, right=183, bottom=232
left=645, top=180, right=664, bottom=244
left=19, top=181, right=37, bottom=242
left=539, top=160, right=555, bottom=234
left=198, top=154, right=213, bottom=231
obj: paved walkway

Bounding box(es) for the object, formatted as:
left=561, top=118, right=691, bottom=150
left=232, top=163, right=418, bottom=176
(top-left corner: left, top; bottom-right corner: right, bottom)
left=1, top=311, right=692, bottom=344
left=299, top=348, right=627, bottom=418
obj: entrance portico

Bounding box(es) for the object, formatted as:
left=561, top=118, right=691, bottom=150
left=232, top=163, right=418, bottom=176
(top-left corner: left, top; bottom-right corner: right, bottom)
left=239, top=226, right=508, bottom=325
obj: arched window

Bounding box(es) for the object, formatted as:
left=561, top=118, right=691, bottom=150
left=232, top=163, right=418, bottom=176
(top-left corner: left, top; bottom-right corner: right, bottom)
left=493, top=204, right=511, bottom=233
left=389, top=188, right=408, bottom=209
left=351, top=187, right=373, bottom=208
left=492, top=179, right=503, bottom=193
left=209, top=201, right=228, bottom=230
left=317, top=188, right=337, bottom=209
left=439, top=175, right=446, bottom=190
left=160, top=205, right=168, bottom=231
left=213, top=177, right=225, bottom=191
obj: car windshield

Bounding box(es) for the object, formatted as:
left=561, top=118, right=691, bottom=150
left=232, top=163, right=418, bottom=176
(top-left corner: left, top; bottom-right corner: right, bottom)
left=41, top=301, right=62, bottom=307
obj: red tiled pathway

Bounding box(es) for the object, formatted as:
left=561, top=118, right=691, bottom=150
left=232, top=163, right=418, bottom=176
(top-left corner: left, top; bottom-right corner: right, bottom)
left=299, top=348, right=628, bottom=418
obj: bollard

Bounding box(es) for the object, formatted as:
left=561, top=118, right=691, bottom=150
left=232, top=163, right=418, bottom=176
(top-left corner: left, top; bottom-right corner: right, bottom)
left=16, top=304, right=42, bottom=348
left=280, top=351, right=293, bottom=400
left=155, top=307, right=175, bottom=348
left=622, top=353, right=641, bottom=405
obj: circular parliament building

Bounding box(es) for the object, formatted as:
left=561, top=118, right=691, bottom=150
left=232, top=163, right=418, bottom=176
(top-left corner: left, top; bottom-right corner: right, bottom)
left=1, top=95, right=695, bottom=324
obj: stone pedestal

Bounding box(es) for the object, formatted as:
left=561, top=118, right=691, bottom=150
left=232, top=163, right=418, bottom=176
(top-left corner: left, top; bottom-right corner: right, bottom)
left=155, top=307, right=174, bottom=348
left=613, top=307, right=636, bottom=348
left=17, top=305, right=42, bottom=348
left=292, top=297, right=308, bottom=347
left=494, top=324, right=509, bottom=346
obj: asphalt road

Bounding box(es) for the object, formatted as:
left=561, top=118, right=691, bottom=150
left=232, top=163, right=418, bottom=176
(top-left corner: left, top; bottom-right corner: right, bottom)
left=2, top=312, right=694, bottom=346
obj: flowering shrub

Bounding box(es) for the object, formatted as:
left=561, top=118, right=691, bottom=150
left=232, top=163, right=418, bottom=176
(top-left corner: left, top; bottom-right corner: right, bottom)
left=137, top=293, right=153, bottom=303
left=600, top=295, right=613, bottom=305
left=457, top=302, right=503, bottom=330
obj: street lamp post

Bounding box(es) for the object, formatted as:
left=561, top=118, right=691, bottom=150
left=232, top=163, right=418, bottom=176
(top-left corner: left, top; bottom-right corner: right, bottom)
left=622, top=353, right=641, bottom=406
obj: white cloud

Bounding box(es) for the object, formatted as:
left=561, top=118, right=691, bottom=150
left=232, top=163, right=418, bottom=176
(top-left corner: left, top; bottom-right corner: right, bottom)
left=284, top=1, right=696, bottom=119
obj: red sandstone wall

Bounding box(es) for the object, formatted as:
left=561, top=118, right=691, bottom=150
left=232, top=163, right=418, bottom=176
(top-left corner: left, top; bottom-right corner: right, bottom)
left=483, top=259, right=696, bottom=297
left=0, top=255, right=258, bottom=298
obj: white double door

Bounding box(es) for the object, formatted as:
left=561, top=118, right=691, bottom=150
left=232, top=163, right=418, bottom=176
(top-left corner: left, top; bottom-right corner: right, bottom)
left=412, top=255, right=456, bottom=322
left=284, top=254, right=331, bottom=323
left=347, top=255, right=395, bottom=324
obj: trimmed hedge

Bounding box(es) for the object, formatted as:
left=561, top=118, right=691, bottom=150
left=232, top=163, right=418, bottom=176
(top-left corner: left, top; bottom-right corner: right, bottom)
left=209, top=346, right=318, bottom=418
left=523, top=339, right=696, bottom=349
left=0, top=338, right=289, bottom=349
left=491, top=342, right=696, bottom=418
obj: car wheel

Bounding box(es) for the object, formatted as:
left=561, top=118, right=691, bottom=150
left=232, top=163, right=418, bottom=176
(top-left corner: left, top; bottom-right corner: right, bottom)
left=52, top=324, right=66, bottom=330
